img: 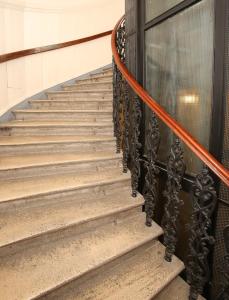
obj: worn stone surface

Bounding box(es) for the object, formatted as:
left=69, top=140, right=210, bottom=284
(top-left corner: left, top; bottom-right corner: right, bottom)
left=0, top=67, right=188, bottom=300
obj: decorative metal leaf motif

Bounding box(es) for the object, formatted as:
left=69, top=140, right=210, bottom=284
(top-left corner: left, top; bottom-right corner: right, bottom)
left=187, top=167, right=217, bottom=300
left=143, top=111, right=160, bottom=226
left=122, top=81, right=130, bottom=173
left=162, top=138, right=185, bottom=262
left=130, top=94, right=142, bottom=197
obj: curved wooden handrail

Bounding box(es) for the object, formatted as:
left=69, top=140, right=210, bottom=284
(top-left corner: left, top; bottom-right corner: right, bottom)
left=0, top=30, right=112, bottom=64
left=111, top=16, right=229, bottom=187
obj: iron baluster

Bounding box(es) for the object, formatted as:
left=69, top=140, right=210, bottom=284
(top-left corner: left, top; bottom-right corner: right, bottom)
left=162, top=138, right=186, bottom=262
left=130, top=94, right=142, bottom=197
left=187, top=167, right=217, bottom=300
left=143, top=111, right=160, bottom=226
left=122, top=81, right=130, bottom=173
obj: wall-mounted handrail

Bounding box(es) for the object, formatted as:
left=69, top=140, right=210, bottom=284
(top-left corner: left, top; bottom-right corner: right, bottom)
left=111, top=16, right=229, bottom=187
left=0, top=30, right=112, bottom=64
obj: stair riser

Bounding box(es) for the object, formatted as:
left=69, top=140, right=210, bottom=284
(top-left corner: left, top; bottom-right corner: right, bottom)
left=30, top=101, right=112, bottom=110
left=0, top=157, right=122, bottom=180
left=0, top=140, right=116, bottom=156
left=48, top=92, right=112, bottom=100
left=63, top=83, right=112, bottom=91
left=14, top=112, right=113, bottom=122
left=0, top=204, right=139, bottom=260
left=76, top=77, right=112, bottom=84
left=0, top=126, right=113, bottom=136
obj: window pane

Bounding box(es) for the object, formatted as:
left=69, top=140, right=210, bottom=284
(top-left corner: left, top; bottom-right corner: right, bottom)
left=144, top=0, right=214, bottom=175
left=145, top=0, right=184, bottom=22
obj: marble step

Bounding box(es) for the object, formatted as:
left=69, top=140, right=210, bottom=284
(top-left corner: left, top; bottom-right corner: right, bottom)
left=0, top=151, right=122, bottom=180
left=76, top=74, right=112, bottom=84
left=29, top=99, right=112, bottom=110
left=0, top=188, right=142, bottom=258
left=13, top=109, right=113, bottom=122
left=0, top=135, right=116, bottom=156
left=154, top=276, right=204, bottom=300
left=0, top=211, right=162, bottom=300
left=0, top=120, right=114, bottom=136
left=0, top=168, right=130, bottom=208
left=47, top=90, right=112, bottom=100
left=63, top=81, right=112, bottom=91
left=39, top=240, right=184, bottom=300
left=90, top=69, right=113, bottom=77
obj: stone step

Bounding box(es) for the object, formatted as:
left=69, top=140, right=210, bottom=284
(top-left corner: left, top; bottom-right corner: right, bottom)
left=39, top=241, right=184, bottom=300
left=76, top=74, right=112, bottom=84
left=47, top=90, right=112, bottom=100
left=0, top=212, right=162, bottom=300
left=154, top=276, right=204, bottom=300
left=29, top=99, right=112, bottom=110
left=13, top=109, right=113, bottom=122
left=0, top=120, right=113, bottom=136
left=0, top=188, right=142, bottom=257
left=63, top=81, right=112, bottom=91
left=0, top=151, right=122, bottom=180
left=0, top=168, right=130, bottom=208
left=0, top=135, right=116, bottom=156
left=90, top=69, right=113, bottom=77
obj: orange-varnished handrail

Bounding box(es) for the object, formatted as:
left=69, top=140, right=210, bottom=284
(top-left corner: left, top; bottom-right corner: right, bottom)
left=111, top=16, right=229, bottom=187
left=0, top=30, right=112, bottom=63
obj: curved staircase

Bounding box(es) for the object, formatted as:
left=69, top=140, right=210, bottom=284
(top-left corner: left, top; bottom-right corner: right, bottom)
left=0, top=67, right=194, bottom=299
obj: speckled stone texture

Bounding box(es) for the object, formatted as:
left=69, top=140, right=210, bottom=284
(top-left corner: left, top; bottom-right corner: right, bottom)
left=0, top=67, right=192, bottom=300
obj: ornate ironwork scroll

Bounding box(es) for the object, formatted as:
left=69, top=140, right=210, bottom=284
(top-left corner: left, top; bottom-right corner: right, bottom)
left=113, top=18, right=126, bottom=154
left=130, top=94, right=142, bottom=197
left=122, top=81, right=130, bottom=173
left=187, top=167, right=217, bottom=300
left=162, top=138, right=185, bottom=262
left=143, top=111, right=160, bottom=226
left=216, top=226, right=229, bottom=300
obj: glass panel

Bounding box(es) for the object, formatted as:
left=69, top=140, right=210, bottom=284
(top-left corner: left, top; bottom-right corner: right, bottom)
left=145, top=0, right=184, bottom=22
left=144, top=0, right=214, bottom=175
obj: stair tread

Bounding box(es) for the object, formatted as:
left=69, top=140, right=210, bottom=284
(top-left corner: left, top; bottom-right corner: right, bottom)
left=29, top=99, right=112, bottom=103
left=48, top=89, right=112, bottom=94
left=70, top=81, right=112, bottom=87
left=0, top=189, right=142, bottom=249
left=14, top=109, right=113, bottom=113
left=41, top=241, right=184, bottom=300
left=0, top=213, right=163, bottom=300
left=0, top=169, right=129, bottom=203
left=0, top=120, right=113, bottom=127
left=154, top=276, right=204, bottom=300
left=0, top=151, right=121, bottom=170
left=0, top=135, right=115, bottom=146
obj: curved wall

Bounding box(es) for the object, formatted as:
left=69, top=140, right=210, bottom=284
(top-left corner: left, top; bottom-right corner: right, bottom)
left=0, top=0, right=124, bottom=116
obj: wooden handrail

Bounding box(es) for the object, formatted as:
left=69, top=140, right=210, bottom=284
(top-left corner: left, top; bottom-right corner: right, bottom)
left=111, top=16, right=229, bottom=187
left=0, top=30, right=112, bottom=63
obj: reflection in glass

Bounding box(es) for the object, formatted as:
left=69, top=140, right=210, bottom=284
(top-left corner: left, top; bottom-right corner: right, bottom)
left=145, top=0, right=184, bottom=22
left=145, top=0, right=214, bottom=175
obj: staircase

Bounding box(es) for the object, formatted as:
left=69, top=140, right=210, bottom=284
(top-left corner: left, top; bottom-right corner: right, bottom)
left=0, top=67, right=193, bottom=299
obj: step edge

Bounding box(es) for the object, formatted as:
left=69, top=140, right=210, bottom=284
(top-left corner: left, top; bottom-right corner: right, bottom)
left=0, top=197, right=143, bottom=252
left=0, top=175, right=130, bottom=204
left=0, top=154, right=122, bottom=172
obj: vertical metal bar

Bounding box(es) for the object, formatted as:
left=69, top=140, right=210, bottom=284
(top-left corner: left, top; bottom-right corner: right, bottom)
left=187, top=167, right=217, bottom=300
left=162, top=138, right=186, bottom=261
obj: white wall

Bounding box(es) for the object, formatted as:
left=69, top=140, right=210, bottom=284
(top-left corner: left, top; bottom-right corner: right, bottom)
left=0, top=0, right=124, bottom=116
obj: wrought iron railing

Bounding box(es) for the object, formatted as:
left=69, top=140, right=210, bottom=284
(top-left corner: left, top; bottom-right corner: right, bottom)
left=111, top=16, right=229, bottom=300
